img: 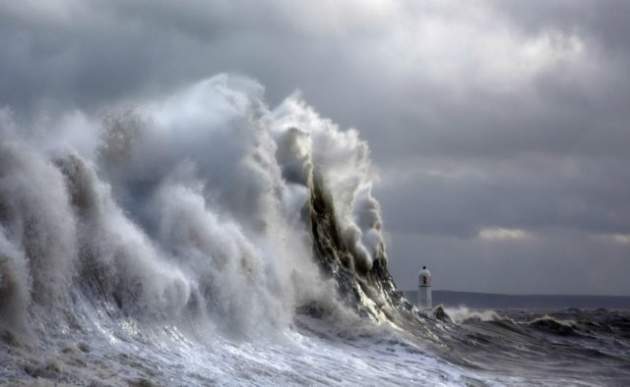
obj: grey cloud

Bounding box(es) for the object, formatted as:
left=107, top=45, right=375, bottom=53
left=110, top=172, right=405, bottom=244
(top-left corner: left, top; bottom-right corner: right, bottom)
left=489, top=0, right=630, bottom=54
left=388, top=230, right=630, bottom=294
left=1, top=0, right=629, bottom=294
left=377, top=156, right=630, bottom=237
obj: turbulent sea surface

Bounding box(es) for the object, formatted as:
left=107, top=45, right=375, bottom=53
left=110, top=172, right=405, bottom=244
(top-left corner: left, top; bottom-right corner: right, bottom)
left=1, top=75, right=629, bottom=386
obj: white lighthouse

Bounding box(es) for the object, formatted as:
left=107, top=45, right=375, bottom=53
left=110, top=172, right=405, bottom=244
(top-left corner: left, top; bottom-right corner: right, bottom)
left=418, top=266, right=432, bottom=309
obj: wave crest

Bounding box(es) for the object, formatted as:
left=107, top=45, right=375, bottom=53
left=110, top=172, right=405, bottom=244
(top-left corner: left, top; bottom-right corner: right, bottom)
left=0, top=74, right=400, bottom=339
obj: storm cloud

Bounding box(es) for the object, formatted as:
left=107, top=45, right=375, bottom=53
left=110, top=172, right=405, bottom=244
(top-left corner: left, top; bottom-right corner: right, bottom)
left=1, top=0, right=629, bottom=294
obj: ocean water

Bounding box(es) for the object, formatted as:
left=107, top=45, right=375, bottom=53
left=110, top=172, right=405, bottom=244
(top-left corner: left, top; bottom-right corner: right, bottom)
left=426, top=290, right=630, bottom=310
left=1, top=75, right=629, bottom=386
left=3, top=296, right=629, bottom=386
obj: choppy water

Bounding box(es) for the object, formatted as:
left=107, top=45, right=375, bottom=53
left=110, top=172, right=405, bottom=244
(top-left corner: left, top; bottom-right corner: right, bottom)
left=3, top=301, right=629, bottom=386
left=438, top=307, right=630, bottom=385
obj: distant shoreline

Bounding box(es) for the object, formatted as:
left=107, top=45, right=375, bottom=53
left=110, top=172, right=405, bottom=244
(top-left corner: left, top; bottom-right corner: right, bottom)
left=403, top=290, right=630, bottom=309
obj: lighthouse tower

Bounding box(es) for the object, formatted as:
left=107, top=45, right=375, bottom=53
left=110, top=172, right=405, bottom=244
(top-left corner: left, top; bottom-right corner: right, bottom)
left=418, top=266, right=432, bottom=309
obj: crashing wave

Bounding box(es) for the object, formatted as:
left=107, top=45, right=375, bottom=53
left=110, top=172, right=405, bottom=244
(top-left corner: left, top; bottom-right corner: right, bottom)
left=0, top=75, right=409, bottom=342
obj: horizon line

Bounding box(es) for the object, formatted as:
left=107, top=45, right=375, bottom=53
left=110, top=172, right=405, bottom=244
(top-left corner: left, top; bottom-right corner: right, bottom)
left=402, top=289, right=630, bottom=298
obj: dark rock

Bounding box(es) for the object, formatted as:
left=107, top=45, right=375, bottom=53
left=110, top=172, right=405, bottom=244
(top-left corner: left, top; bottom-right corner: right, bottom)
left=433, top=305, right=451, bottom=323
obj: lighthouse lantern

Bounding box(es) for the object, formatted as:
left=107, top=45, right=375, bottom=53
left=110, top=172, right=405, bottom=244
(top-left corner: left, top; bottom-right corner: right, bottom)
left=418, top=266, right=432, bottom=309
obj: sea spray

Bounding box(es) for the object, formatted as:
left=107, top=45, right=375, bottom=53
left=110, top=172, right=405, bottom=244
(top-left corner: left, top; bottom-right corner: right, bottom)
left=0, top=74, right=400, bottom=339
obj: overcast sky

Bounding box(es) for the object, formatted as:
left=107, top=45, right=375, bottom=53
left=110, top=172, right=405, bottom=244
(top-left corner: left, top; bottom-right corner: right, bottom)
left=2, top=0, right=629, bottom=295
